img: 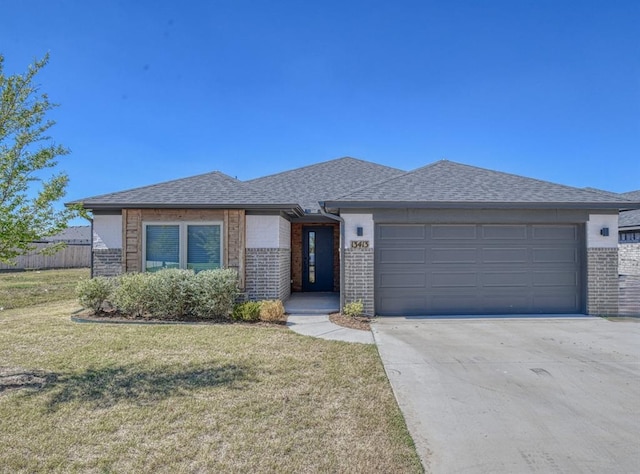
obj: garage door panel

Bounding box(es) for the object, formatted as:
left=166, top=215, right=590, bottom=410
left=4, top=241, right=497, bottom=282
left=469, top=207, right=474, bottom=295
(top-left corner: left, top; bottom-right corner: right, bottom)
left=482, top=248, right=528, bottom=263
left=532, top=248, right=578, bottom=263
left=481, top=272, right=529, bottom=287
left=376, top=223, right=582, bottom=315
left=481, top=293, right=530, bottom=311
left=431, top=225, right=477, bottom=239
left=532, top=294, right=580, bottom=312
left=431, top=248, right=477, bottom=263
left=430, top=294, right=484, bottom=313
left=379, top=296, right=428, bottom=316
left=378, top=248, right=426, bottom=264
left=532, top=271, right=578, bottom=287
left=482, top=225, right=527, bottom=240
left=533, top=225, right=578, bottom=240
left=430, top=272, right=477, bottom=288
left=378, top=224, right=426, bottom=240
left=379, top=272, right=426, bottom=288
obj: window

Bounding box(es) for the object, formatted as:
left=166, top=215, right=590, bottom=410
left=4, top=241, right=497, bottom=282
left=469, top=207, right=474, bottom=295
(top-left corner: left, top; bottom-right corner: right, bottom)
left=143, top=222, right=223, bottom=272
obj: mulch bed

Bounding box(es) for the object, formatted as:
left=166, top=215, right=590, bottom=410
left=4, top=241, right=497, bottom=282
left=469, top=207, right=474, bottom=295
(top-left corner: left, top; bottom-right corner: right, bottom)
left=329, top=313, right=372, bottom=331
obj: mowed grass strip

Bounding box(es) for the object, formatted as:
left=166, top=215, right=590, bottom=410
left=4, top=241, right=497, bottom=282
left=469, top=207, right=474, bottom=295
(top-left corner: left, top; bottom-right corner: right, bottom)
left=0, top=268, right=89, bottom=310
left=0, top=300, right=423, bottom=473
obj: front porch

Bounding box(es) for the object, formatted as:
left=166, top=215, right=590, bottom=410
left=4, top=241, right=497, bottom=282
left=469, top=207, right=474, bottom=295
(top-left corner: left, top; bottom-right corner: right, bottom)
left=284, top=292, right=340, bottom=315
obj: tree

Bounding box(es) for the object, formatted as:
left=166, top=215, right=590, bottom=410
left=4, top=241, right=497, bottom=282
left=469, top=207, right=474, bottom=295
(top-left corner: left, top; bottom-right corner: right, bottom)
left=0, top=53, right=77, bottom=264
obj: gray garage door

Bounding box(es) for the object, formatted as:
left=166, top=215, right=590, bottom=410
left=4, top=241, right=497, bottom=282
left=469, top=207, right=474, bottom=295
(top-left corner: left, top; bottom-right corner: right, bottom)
left=375, top=224, right=582, bottom=316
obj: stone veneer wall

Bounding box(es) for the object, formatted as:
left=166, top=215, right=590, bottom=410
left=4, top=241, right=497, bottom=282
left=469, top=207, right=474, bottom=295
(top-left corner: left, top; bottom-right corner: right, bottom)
left=344, top=247, right=374, bottom=315
left=93, top=249, right=122, bottom=277
left=245, top=248, right=291, bottom=301
left=619, top=243, right=640, bottom=276
left=586, top=247, right=619, bottom=315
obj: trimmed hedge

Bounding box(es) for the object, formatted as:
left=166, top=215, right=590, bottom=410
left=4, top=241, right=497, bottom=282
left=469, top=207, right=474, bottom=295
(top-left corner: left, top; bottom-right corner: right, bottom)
left=76, top=269, right=239, bottom=319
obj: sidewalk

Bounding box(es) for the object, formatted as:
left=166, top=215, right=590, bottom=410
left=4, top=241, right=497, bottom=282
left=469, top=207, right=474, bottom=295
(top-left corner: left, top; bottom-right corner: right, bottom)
left=286, top=314, right=374, bottom=344
left=284, top=293, right=374, bottom=344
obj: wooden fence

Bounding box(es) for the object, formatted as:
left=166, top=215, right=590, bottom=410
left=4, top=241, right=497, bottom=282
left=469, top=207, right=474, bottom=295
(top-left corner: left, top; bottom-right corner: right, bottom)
left=0, top=243, right=91, bottom=270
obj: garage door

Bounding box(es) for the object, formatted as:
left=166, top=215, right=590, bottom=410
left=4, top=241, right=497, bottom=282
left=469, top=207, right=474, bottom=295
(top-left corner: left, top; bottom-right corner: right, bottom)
left=375, top=224, right=582, bottom=316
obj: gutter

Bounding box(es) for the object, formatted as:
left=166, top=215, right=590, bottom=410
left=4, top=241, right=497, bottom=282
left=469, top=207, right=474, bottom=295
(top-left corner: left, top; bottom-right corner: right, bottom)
left=318, top=201, right=345, bottom=312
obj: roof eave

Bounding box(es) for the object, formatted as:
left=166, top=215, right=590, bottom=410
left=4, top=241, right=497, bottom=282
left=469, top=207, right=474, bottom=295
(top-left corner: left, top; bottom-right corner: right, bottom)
left=75, top=202, right=304, bottom=215
left=323, top=200, right=635, bottom=210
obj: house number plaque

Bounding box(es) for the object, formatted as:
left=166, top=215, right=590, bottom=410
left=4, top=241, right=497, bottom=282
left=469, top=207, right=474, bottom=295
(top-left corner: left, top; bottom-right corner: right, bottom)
left=350, top=240, right=370, bottom=248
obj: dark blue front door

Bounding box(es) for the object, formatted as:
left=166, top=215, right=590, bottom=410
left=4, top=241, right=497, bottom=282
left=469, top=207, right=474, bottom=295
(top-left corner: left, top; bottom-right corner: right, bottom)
left=302, top=226, right=334, bottom=292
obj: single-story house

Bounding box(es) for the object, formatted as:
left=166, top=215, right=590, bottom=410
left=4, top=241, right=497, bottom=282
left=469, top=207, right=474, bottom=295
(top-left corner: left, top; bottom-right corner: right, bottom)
left=69, top=157, right=640, bottom=316
left=618, top=190, right=640, bottom=276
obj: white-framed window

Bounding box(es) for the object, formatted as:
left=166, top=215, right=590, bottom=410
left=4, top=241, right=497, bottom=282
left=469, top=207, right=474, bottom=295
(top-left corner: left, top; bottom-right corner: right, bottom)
left=142, top=221, right=223, bottom=273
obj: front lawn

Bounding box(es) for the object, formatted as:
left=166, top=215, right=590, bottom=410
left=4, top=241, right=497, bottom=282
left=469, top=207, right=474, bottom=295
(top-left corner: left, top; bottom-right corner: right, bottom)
left=0, top=298, right=423, bottom=472
left=0, top=268, right=89, bottom=310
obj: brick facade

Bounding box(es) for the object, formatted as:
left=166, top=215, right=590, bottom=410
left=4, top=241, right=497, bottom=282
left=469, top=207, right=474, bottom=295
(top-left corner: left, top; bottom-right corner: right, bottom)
left=586, top=247, right=619, bottom=316
left=344, top=247, right=374, bottom=315
left=245, top=248, right=291, bottom=301
left=619, top=243, right=640, bottom=276
left=93, top=249, right=122, bottom=277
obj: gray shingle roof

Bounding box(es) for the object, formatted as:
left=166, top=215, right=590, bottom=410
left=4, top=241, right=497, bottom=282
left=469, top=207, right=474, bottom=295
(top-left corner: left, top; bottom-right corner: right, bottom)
left=620, top=209, right=640, bottom=228
left=71, top=171, right=300, bottom=210
left=35, top=226, right=91, bottom=244
left=327, top=160, right=636, bottom=208
left=70, top=158, right=637, bottom=213
left=246, top=157, right=405, bottom=211
left=621, top=190, right=640, bottom=201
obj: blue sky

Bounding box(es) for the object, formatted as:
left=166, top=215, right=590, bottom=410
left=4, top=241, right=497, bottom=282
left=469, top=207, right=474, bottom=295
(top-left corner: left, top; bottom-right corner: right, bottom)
left=2, top=1, right=639, bottom=225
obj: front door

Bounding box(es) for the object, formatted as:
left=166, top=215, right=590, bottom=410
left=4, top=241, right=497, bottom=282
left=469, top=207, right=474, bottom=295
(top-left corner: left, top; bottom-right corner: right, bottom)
left=302, top=226, right=334, bottom=291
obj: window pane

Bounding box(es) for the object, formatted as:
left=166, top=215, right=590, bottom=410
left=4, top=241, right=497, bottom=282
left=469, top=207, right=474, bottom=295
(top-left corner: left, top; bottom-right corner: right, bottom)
left=308, top=231, right=315, bottom=283
left=146, top=225, right=179, bottom=272
left=187, top=225, right=221, bottom=272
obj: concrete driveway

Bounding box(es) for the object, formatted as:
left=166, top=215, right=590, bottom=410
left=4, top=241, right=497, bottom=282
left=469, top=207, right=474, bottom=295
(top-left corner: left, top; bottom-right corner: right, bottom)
left=372, top=317, right=640, bottom=473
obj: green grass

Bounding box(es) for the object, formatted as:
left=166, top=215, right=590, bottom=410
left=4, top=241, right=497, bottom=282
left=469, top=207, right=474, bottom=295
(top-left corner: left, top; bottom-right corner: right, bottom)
left=0, top=271, right=423, bottom=472
left=0, top=268, right=89, bottom=310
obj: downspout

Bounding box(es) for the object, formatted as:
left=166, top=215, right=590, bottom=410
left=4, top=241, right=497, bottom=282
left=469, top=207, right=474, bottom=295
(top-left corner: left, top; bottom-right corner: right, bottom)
left=319, top=202, right=345, bottom=311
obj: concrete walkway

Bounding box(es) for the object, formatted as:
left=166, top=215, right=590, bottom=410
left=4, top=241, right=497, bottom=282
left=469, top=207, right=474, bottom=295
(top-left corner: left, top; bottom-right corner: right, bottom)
left=284, top=293, right=374, bottom=344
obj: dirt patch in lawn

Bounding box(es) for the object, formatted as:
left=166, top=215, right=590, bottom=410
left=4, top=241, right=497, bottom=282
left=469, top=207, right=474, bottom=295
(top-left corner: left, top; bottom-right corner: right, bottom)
left=329, top=313, right=372, bottom=331
left=0, top=367, right=57, bottom=394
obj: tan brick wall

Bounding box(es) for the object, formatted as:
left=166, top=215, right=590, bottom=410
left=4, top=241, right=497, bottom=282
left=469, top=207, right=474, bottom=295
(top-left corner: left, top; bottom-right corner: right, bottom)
left=344, top=247, right=374, bottom=315
left=245, top=248, right=291, bottom=300
left=586, top=247, right=619, bottom=316
left=619, top=243, right=640, bottom=276
left=122, top=209, right=245, bottom=288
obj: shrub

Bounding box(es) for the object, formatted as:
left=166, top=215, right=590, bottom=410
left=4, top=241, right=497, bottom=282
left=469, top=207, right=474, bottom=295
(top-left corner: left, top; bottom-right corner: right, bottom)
left=146, top=269, right=195, bottom=318
left=232, top=301, right=261, bottom=322
left=259, top=299, right=285, bottom=322
left=192, top=269, right=239, bottom=318
left=76, top=277, right=113, bottom=313
left=343, top=300, right=364, bottom=318
left=111, top=273, right=152, bottom=317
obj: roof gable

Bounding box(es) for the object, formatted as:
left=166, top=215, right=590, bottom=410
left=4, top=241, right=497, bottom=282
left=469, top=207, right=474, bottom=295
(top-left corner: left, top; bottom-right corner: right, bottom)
left=247, top=157, right=404, bottom=211
left=72, top=171, right=290, bottom=209
left=328, top=160, right=635, bottom=208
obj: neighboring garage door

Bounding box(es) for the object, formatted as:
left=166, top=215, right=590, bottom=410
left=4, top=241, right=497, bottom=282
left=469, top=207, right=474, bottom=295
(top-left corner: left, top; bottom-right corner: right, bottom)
left=375, top=224, right=582, bottom=316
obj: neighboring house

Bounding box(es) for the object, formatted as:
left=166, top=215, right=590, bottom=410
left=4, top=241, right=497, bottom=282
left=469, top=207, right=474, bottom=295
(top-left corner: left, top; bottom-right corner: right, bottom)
left=69, top=157, right=640, bottom=316
left=618, top=190, right=640, bottom=276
